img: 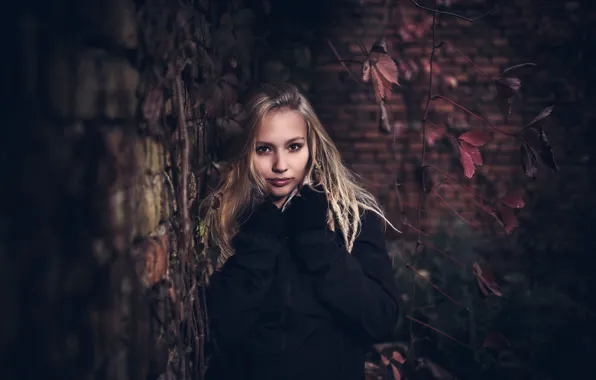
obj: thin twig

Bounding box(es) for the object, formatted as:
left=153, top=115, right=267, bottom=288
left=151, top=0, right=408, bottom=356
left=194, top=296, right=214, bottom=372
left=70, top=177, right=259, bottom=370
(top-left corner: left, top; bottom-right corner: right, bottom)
left=406, top=316, right=476, bottom=351
left=406, top=263, right=466, bottom=308
left=418, top=240, right=467, bottom=269
left=409, top=0, right=498, bottom=22
left=432, top=188, right=479, bottom=228
left=426, top=164, right=493, bottom=204
left=431, top=95, right=516, bottom=137
left=326, top=39, right=360, bottom=83
left=450, top=45, right=492, bottom=80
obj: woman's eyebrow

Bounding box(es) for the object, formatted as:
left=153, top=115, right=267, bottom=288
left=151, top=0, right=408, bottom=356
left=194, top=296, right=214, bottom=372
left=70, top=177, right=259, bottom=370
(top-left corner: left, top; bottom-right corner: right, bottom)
left=256, top=136, right=306, bottom=145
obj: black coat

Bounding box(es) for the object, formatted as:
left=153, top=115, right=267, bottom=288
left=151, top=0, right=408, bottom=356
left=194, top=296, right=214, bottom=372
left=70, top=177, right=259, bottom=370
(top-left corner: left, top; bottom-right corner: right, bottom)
left=205, top=200, right=400, bottom=380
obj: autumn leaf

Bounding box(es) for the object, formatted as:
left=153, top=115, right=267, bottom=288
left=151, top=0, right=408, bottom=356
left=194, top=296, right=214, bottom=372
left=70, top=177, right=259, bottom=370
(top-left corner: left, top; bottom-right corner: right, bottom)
left=524, top=105, right=554, bottom=129
left=494, top=77, right=520, bottom=122
left=499, top=189, right=525, bottom=209
left=482, top=332, right=511, bottom=351
left=361, top=39, right=399, bottom=103
left=460, top=141, right=483, bottom=165
left=520, top=112, right=558, bottom=174
left=473, top=262, right=502, bottom=297
left=379, top=102, right=391, bottom=133
left=458, top=145, right=476, bottom=178
left=493, top=63, right=536, bottom=122
left=480, top=202, right=519, bottom=234
left=361, top=60, right=371, bottom=82
left=457, top=130, right=490, bottom=146
left=537, top=128, right=558, bottom=172
left=501, top=62, right=537, bottom=76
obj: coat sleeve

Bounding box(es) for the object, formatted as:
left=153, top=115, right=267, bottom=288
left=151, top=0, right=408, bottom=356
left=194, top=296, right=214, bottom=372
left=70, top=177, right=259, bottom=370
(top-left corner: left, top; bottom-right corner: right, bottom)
left=207, top=232, right=282, bottom=354
left=290, top=211, right=400, bottom=342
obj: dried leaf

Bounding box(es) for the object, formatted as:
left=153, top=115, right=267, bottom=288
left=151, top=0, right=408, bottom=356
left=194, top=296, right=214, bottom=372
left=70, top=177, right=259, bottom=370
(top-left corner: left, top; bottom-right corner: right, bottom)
left=494, top=77, right=521, bottom=122
left=458, top=145, right=475, bottom=178
left=370, top=38, right=388, bottom=54
left=472, top=262, right=502, bottom=297
left=500, top=189, right=525, bottom=209
left=361, top=60, right=371, bottom=82
left=374, top=54, right=399, bottom=85
left=501, top=62, right=536, bottom=76
left=525, top=105, right=554, bottom=128
left=457, top=130, right=490, bottom=146
left=379, top=102, right=391, bottom=133
left=520, top=144, right=539, bottom=178
left=482, top=332, right=511, bottom=351
left=370, top=66, right=390, bottom=103
left=537, top=128, right=558, bottom=172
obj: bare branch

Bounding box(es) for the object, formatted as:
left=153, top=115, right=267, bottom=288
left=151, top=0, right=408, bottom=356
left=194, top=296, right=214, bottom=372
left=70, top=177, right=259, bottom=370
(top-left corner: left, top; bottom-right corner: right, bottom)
left=409, top=0, right=498, bottom=22
left=326, top=39, right=360, bottom=83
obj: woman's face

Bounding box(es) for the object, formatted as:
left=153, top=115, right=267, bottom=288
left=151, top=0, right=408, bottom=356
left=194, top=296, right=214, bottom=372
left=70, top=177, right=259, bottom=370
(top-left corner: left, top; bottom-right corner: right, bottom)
left=253, top=109, right=310, bottom=208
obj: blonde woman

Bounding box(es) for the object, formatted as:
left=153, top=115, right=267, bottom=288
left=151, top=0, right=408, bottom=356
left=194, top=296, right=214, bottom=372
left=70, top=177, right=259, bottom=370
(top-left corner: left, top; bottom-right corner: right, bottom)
left=203, top=83, right=401, bottom=380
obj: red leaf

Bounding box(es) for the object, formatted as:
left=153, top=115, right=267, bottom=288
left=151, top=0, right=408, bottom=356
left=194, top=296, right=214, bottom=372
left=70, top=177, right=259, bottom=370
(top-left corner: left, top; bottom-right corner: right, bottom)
left=460, top=141, right=483, bottom=165
left=374, top=54, right=399, bottom=85
left=500, top=189, right=525, bottom=209
left=473, top=262, right=502, bottom=297
left=482, top=332, right=511, bottom=351
left=497, top=205, right=518, bottom=234
left=457, top=130, right=490, bottom=146
left=458, top=146, right=475, bottom=178
left=371, top=66, right=392, bottom=102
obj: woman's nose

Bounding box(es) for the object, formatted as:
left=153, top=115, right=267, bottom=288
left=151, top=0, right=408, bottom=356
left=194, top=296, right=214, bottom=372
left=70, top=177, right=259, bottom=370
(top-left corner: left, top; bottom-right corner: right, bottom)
left=272, top=153, right=288, bottom=173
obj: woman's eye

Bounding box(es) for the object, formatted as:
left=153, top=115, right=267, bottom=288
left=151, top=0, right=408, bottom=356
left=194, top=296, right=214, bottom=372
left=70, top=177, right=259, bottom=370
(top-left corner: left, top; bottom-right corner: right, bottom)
left=289, top=143, right=302, bottom=151
left=255, top=146, right=270, bottom=154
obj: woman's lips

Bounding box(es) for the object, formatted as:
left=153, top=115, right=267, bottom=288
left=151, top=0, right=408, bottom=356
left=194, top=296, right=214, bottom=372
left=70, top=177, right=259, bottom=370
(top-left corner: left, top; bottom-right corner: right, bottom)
left=268, top=178, right=292, bottom=187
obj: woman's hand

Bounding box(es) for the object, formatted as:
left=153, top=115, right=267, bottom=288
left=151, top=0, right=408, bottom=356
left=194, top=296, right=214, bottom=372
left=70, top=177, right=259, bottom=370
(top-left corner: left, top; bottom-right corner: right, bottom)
left=237, top=199, right=285, bottom=236
left=284, top=184, right=329, bottom=232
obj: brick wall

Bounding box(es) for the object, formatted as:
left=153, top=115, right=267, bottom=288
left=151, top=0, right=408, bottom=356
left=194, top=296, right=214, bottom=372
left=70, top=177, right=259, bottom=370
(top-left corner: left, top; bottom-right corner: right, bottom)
left=305, top=0, right=591, bottom=240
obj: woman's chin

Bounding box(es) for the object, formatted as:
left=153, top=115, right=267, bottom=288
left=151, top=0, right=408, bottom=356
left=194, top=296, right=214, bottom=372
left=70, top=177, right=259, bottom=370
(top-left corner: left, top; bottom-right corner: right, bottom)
left=267, top=184, right=295, bottom=199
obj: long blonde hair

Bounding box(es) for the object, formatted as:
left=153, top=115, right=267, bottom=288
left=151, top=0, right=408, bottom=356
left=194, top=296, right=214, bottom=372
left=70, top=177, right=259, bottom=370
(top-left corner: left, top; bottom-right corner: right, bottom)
left=202, top=83, right=397, bottom=267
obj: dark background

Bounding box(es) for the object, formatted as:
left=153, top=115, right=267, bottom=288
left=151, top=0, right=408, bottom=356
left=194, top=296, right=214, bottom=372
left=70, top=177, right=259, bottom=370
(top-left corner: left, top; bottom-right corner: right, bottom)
left=2, top=0, right=595, bottom=379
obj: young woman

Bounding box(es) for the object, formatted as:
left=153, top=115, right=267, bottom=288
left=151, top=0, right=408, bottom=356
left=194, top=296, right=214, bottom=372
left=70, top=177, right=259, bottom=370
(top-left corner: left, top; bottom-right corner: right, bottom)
left=202, top=83, right=401, bottom=380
